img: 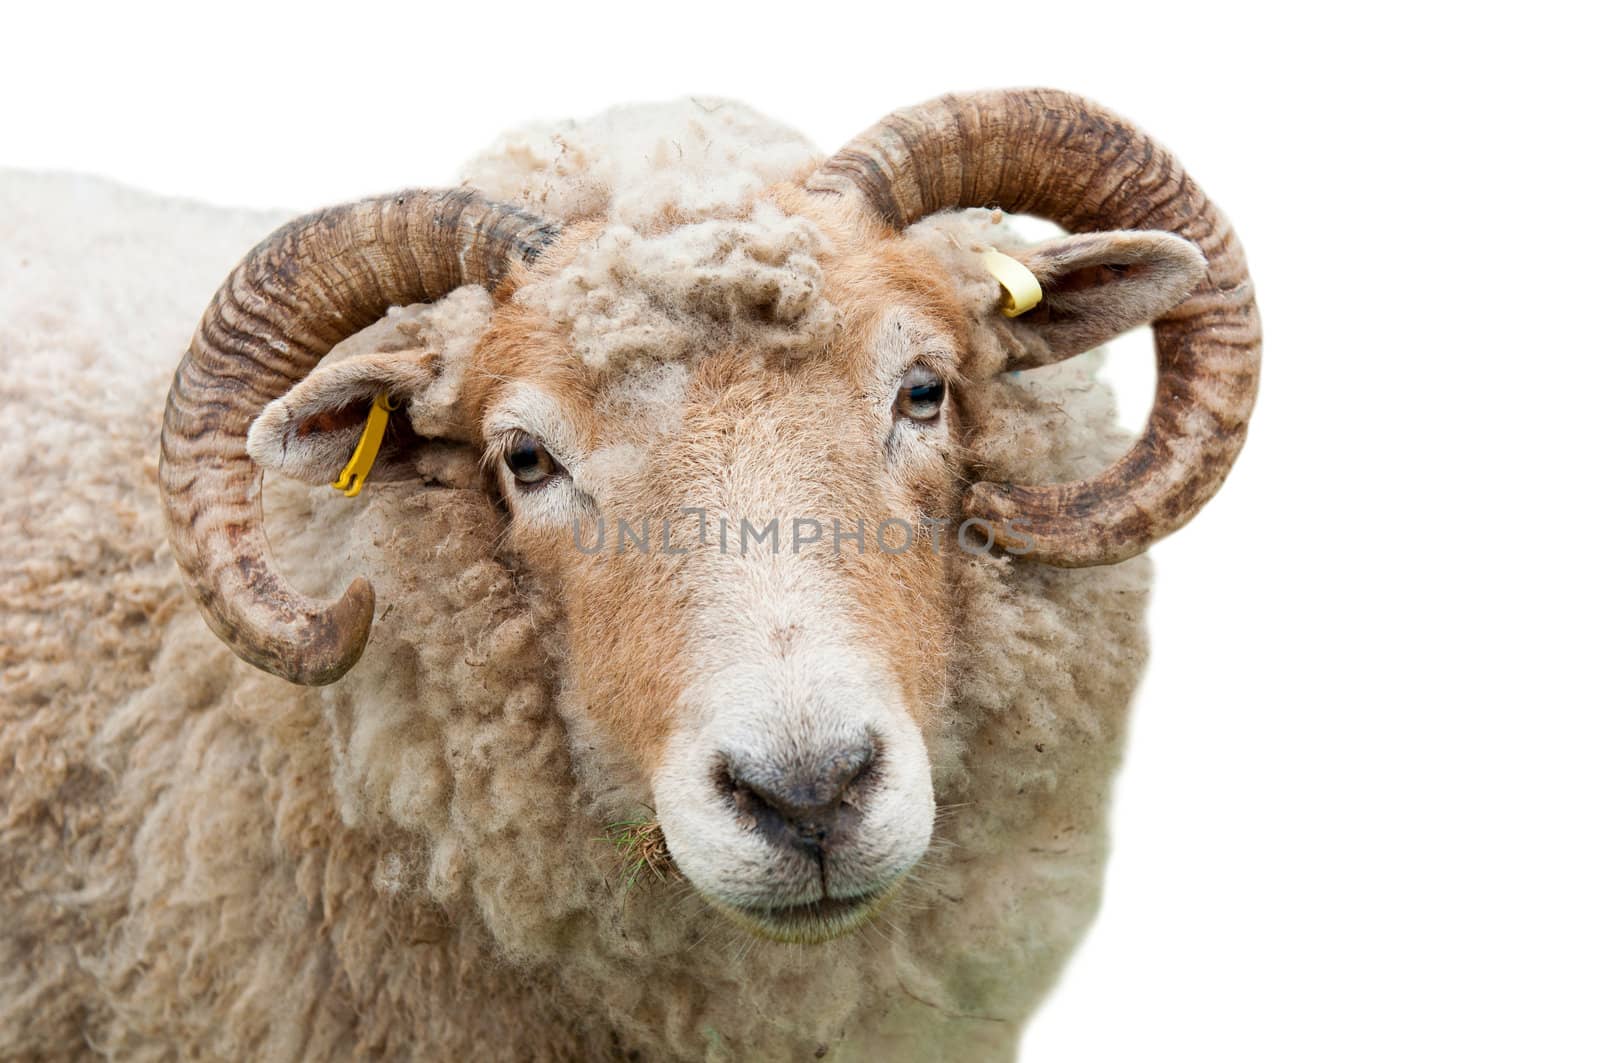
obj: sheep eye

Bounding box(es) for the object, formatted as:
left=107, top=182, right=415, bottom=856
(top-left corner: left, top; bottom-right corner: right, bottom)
left=895, top=365, right=946, bottom=423
left=504, top=433, right=562, bottom=487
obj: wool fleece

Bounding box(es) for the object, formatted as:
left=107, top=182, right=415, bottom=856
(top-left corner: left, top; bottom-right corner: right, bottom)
left=0, top=100, right=1151, bottom=1061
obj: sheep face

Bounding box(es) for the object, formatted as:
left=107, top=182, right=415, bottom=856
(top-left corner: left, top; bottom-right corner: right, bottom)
left=476, top=197, right=977, bottom=940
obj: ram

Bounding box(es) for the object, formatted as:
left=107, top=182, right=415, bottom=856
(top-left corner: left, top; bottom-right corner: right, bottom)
left=0, top=89, right=1259, bottom=1060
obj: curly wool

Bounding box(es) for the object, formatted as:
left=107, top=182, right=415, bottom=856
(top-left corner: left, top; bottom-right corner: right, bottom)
left=0, top=102, right=1150, bottom=1062
left=472, top=101, right=839, bottom=374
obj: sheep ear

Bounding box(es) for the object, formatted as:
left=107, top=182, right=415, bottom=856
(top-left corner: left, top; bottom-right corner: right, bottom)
left=246, top=348, right=454, bottom=486
left=1005, top=230, right=1207, bottom=363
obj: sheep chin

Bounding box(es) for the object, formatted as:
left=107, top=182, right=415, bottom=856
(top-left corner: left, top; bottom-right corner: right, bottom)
left=708, top=879, right=903, bottom=944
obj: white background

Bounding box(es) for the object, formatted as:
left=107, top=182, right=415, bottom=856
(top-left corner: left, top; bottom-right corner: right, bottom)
left=5, top=2, right=1595, bottom=1059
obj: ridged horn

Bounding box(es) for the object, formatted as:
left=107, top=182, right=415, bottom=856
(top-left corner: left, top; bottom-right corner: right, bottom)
left=160, top=189, right=558, bottom=684
left=808, top=89, right=1261, bottom=567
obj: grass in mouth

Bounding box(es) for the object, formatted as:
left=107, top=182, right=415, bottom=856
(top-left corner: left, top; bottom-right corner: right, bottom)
left=601, top=815, right=675, bottom=895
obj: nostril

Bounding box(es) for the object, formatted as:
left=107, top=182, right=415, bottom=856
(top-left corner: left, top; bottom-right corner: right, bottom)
left=716, top=738, right=878, bottom=858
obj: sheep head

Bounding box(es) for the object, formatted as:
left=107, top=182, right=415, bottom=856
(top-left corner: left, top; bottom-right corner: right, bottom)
left=160, top=89, right=1259, bottom=944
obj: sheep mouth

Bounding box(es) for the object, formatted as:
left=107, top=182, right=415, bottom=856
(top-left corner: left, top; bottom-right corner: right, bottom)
left=719, top=887, right=893, bottom=944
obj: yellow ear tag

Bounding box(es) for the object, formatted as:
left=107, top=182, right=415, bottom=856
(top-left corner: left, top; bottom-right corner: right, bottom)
left=981, top=250, right=1043, bottom=318
left=330, top=392, right=398, bottom=498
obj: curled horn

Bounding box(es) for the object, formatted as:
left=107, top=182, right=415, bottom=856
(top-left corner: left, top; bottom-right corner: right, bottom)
left=808, top=89, right=1261, bottom=566
left=160, top=189, right=558, bottom=685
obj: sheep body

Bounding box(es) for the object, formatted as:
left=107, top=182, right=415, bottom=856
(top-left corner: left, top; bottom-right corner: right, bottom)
left=0, top=102, right=1151, bottom=1061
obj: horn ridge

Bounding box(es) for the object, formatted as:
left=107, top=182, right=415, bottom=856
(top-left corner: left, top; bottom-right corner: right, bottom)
left=808, top=89, right=1260, bottom=567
